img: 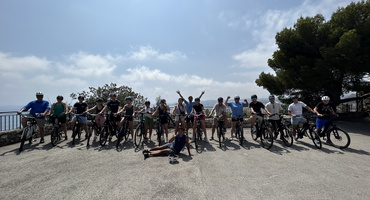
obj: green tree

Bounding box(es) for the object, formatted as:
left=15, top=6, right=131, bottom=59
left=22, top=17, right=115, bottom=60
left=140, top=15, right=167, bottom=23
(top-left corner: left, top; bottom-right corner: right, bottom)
left=256, top=1, right=370, bottom=106
left=70, top=83, right=147, bottom=110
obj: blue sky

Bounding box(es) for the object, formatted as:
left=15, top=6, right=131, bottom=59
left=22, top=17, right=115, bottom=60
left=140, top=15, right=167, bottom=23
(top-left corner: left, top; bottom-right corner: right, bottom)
left=0, top=0, right=358, bottom=107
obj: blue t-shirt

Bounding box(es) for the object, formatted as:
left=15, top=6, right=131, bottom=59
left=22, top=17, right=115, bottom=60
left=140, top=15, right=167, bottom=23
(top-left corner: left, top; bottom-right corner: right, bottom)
left=172, top=134, right=187, bottom=153
left=184, top=101, right=195, bottom=115
left=227, top=102, right=246, bottom=118
left=23, top=100, right=50, bottom=119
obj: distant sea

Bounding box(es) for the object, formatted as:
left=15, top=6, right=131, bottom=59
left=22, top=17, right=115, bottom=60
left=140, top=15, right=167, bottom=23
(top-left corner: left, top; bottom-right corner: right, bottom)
left=0, top=105, right=23, bottom=112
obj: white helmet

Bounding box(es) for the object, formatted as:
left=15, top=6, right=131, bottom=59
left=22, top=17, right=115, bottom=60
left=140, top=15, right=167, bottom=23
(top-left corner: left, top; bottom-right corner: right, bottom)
left=321, top=96, right=330, bottom=101
left=168, top=154, right=179, bottom=163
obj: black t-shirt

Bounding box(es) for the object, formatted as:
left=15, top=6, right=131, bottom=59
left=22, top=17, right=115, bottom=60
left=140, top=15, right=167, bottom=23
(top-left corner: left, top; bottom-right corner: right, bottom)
left=107, top=100, right=121, bottom=113
left=249, top=101, right=265, bottom=114
left=315, top=102, right=333, bottom=119
left=193, top=104, right=204, bottom=114
left=74, top=102, right=88, bottom=114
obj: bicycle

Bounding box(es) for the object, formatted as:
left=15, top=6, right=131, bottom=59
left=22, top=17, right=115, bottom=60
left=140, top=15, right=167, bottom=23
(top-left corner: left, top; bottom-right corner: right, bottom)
left=292, top=114, right=322, bottom=149
left=316, top=115, right=351, bottom=149
left=49, top=113, right=66, bottom=147
left=116, top=115, right=131, bottom=148
left=233, top=115, right=245, bottom=146
left=86, top=113, right=102, bottom=146
left=100, top=112, right=119, bottom=147
left=194, top=114, right=204, bottom=151
left=18, top=113, right=39, bottom=152
left=269, top=114, right=293, bottom=147
left=250, top=114, right=274, bottom=149
left=155, top=115, right=164, bottom=146
left=71, top=113, right=85, bottom=145
left=215, top=117, right=226, bottom=148
left=134, top=112, right=145, bottom=148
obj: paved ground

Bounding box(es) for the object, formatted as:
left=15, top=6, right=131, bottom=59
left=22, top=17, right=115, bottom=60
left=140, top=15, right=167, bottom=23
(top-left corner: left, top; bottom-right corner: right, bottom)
left=0, top=118, right=369, bottom=200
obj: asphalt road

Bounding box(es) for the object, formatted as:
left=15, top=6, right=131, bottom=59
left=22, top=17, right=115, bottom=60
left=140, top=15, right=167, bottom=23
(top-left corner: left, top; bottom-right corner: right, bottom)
left=1, top=118, right=369, bottom=200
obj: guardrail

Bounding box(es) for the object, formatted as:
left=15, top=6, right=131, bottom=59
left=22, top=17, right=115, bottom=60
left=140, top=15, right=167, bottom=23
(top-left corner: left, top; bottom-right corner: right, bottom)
left=0, top=111, right=22, bottom=131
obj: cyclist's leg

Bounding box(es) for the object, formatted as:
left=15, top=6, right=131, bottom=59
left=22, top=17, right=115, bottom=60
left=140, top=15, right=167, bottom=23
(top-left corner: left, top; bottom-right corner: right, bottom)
left=162, top=123, right=169, bottom=142
left=249, top=116, right=256, bottom=129
left=192, top=119, right=197, bottom=142
left=231, top=120, right=237, bottom=138
left=35, top=118, right=46, bottom=141
left=129, top=121, right=134, bottom=139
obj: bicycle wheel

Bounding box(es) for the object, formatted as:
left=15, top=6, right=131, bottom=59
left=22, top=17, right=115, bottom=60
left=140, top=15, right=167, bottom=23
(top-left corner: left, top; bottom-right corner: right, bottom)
left=86, top=125, right=93, bottom=146
left=217, top=125, right=222, bottom=148
left=72, top=124, right=79, bottom=145
left=157, top=127, right=162, bottom=146
left=116, top=129, right=122, bottom=148
left=251, top=125, right=258, bottom=141
left=261, top=128, right=274, bottom=149
left=327, top=127, right=350, bottom=149
left=134, top=126, right=143, bottom=148
left=195, top=127, right=201, bottom=149
left=19, top=127, right=29, bottom=152
left=238, top=127, right=244, bottom=145
left=280, top=127, right=293, bottom=147
left=100, top=126, right=109, bottom=146
left=51, top=127, right=59, bottom=147
left=309, top=129, right=322, bottom=149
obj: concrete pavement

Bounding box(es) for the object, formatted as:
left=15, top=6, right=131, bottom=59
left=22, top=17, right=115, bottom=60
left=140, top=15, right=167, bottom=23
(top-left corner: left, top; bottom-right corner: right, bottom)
left=0, top=119, right=369, bottom=200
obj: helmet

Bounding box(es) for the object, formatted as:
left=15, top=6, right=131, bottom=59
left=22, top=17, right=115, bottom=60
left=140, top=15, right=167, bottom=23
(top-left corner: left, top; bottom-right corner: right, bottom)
left=56, top=95, right=63, bottom=100
left=321, top=96, right=330, bottom=101
left=178, top=126, right=185, bottom=131
left=36, top=92, right=44, bottom=96
left=145, top=101, right=150, bottom=105
left=78, top=96, right=84, bottom=100
left=218, top=97, right=223, bottom=102
left=125, top=96, right=132, bottom=101
left=194, top=97, right=200, bottom=101
left=251, top=94, right=257, bottom=99
left=160, top=99, right=166, bottom=103
left=234, top=95, right=240, bottom=99
left=96, top=98, right=103, bottom=102
left=168, top=154, right=179, bottom=163
left=109, top=93, right=117, bottom=97
left=269, top=95, right=275, bottom=99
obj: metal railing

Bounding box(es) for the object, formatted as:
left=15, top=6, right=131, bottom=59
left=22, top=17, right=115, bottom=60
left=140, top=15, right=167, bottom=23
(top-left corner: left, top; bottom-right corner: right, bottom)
left=0, top=111, right=22, bottom=131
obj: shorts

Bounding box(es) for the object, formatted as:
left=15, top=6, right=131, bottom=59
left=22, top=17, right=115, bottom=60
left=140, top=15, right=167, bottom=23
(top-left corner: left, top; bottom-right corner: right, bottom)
left=125, top=116, right=133, bottom=121
left=110, top=115, right=121, bottom=122
left=144, top=117, right=154, bottom=126
left=160, top=115, right=168, bottom=125
left=194, top=115, right=205, bottom=121
left=291, top=116, right=306, bottom=125
left=232, top=117, right=244, bottom=122
left=50, top=115, right=67, bottom=124
left=24, top=114, right=46, bottom=128
left=186, top=115, right=194, bottom=123
left=163, top=143, right=177, bottom=154
left=95, top=115, right=106, bottom=122
left=72, top=116, right=87, bottom=124
left=316, top=118, right=330, bottom=130
left=175, top=115, right=185, bottom=122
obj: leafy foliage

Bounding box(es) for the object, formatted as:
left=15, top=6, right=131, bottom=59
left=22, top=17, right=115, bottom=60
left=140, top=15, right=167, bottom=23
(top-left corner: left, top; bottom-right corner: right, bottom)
left=256, top=1, right=370, bottom=106
left=70, top=83, right=147, bottom=109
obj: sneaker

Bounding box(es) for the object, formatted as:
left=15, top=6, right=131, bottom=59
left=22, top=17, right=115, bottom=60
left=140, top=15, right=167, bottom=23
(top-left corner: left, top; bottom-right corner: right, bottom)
left=204, top=137, right=209, bottom=143
left=39, top=138, right=45, bottom=144
left=191, top=137, right=195, bottom=143
left=142, top=149, right=150, bottom=154
left=294, top=136, right=298, bottom=142
left=165, top=138, right=168, bottom=143
left=143, top=152, right=149, bottom=159
left=93, top=136, right=97, bottom=141
left=65, top=135, right=68, bottom=140
left=252, top=127, right=256, bottom=132
left=210, top=136, right=214, bottom=140
left=314, top=139, right=320, bottom=144
left=109, top=136, right=112, bottom=142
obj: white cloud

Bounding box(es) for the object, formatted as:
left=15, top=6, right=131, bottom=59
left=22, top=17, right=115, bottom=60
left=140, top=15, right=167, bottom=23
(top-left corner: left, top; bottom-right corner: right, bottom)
left=126, top=46, right=186, bottom=61
left=0, top=52, right=51, bottom=71
left=60, top=52, right=117, bottom=77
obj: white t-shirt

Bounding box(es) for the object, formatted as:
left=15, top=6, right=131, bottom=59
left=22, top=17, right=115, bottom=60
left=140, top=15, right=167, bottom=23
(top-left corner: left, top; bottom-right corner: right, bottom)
left=288, top=101, right=307, bottom=116
left=265, top=102, right=283, bottom=120
left=212, top=103, right=227, bottom=117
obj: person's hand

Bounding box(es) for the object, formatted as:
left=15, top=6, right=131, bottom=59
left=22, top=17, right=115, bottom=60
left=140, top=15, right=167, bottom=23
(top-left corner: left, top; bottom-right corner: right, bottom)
left=227, top=96, right=230, bottom=99
left=201, top=91, right=205, bottom=94
left=17, top=111, right=22, bottom=115
left=244, top=99, right=248, bottom=103
left=176, top=90, right=180, bottom=94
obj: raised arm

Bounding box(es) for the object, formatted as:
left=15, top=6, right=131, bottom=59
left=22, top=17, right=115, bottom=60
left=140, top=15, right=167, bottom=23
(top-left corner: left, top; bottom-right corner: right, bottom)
left=176, top=90, right=187, bottom=103
left=198, top=91, right=205, bottom=99
left=224, top=96, right=230, bottom=107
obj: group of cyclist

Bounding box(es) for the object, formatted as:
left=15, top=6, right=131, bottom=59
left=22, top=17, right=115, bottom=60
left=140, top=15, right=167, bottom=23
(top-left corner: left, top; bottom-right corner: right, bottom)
left=18, top=91, right=339, bottom=153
